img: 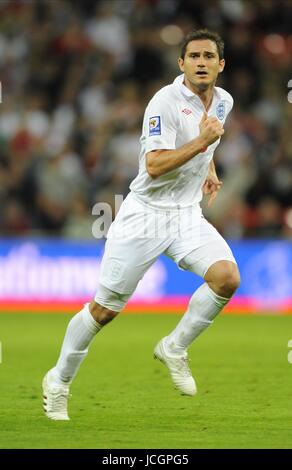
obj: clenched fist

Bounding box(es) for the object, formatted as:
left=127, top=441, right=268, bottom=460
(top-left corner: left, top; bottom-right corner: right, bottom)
left=199, top=111, right=224, bottom=148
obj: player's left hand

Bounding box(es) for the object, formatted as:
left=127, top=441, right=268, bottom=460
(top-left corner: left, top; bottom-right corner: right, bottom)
left=203, top=172, right=222, bottom=207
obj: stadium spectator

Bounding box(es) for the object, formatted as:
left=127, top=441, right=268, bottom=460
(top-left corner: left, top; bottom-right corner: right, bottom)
left=0, top=0, right=291, bottom=239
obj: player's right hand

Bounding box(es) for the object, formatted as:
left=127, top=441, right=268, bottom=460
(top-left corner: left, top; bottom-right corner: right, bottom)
left=199, top=111, right=224, bottom=147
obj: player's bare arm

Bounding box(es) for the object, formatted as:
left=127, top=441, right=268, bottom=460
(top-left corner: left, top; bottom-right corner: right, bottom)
left=203, top=159, right=222, bottom=207
left=146, top=112, right=224, bottom=178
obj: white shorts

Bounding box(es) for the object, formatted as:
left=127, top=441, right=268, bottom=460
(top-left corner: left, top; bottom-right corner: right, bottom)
left=98, top=193, right=236, bottom=295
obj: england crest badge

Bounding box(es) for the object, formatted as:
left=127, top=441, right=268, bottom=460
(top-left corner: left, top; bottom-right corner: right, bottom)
left=216, top=101, right=225, bottom=121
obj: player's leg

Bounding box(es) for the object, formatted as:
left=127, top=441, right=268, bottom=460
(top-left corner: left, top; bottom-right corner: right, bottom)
left=43, top=285, right=129, bottom=421
left=163, top=258, right=240, bottom=355
left=43, top=194, right=170, bottom=419
left=49, top=285, right=130, bottom=385
left=154, top=217, right=239, bottom=396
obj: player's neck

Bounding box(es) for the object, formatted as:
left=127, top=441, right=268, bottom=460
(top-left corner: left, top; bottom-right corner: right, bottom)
left=196, top=88, right=213, bottom=111
left=183, top=77, right=214, bottom=111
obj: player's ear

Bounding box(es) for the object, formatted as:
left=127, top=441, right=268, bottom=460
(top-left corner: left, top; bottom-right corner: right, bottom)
left=178, top=57, right=184, bottom=72
left=218, top=59, right=225, bottom=73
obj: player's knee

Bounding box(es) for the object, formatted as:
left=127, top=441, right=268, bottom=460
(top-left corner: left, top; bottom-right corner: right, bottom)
left=89, top=300, right=117, bottom=325
left=222, top=268, right=240, bottom=296
left=205, top=261, right=240, bottom=298
left=93, top=283, right=131, bottom=324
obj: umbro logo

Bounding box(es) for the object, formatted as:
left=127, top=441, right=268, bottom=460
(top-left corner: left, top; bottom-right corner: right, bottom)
left=182, top=108, right=192, bottom=115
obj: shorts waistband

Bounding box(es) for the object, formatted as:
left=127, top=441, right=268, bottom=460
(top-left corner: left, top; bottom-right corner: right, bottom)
left=130, top=192, right=202, bottom=213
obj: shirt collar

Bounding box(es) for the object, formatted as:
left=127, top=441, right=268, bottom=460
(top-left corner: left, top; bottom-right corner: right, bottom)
left=173, top=73, right=218, bottom=108
left=173, top=73, right=195, bottom=98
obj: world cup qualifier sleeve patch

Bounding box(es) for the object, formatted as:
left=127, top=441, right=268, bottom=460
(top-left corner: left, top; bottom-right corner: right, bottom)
left=149, top=116, right=161, bottom=136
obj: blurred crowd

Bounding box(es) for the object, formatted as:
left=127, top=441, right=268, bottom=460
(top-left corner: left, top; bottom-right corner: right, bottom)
left=0, top=0, right=291, bottom=239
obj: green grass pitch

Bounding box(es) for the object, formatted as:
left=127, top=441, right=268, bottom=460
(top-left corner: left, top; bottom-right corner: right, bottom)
left=0, top=312, right=292, bottom=449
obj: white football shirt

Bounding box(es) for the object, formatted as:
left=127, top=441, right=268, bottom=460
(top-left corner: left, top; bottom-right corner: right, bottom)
left=130, top=73, right=233, bottom=209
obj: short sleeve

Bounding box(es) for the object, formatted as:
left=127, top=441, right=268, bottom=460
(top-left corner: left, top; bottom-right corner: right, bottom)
left=143, top=96, right=178, bottom=153
left=215, top=88, right=234, bottom=125
left=225, top=95, right=234, bottom=116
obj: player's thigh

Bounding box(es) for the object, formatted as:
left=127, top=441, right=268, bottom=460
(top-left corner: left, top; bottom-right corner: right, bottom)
left=99, top=235, right=166, bottom=295
left=168, top=217, right=237, bottom=278
left=98, top=195, right=170, bottom=295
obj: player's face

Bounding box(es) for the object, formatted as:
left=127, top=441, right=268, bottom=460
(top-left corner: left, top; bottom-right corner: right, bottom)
left=178, top=39, right=225, bottom=91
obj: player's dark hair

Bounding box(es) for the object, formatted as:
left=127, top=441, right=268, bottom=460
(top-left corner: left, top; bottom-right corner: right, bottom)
left=180, top=29, right=224, bottom=60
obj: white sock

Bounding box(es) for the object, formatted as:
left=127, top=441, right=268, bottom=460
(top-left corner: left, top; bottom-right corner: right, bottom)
left=50, top=303, right=102, bottom=385
left=164, top=283, right=229, bottom=355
